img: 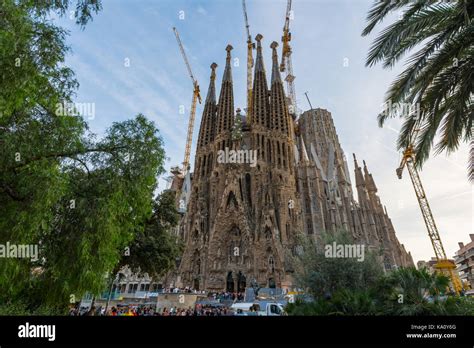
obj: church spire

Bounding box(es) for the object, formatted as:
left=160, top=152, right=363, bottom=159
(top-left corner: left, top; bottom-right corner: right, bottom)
left=270, top=41, right=282, bottom=84
left=300, top=137, right=309, bottom=163
left=216, top=45, right=234, bottom=135
left=251, top=34, right=270, bottom=128
left=353, top=154, right=365, bottom=188
left=363, top=160, right=378, bottom=193
left=222, top=44, right=233, bottom=83
left=269, top=41, right=290, bottom=135
left=197, top=63, right=218, bottom=148
left=254, top=34, right=265, bottom=73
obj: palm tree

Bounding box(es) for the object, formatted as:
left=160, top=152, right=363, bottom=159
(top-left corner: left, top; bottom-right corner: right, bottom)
left=362, top=0, right=473, bottom=180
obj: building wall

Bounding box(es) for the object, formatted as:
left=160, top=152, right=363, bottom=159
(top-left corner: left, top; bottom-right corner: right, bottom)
left=454, top=234, right=474, bottom=289
left=296, top=109, right=414, bottom=271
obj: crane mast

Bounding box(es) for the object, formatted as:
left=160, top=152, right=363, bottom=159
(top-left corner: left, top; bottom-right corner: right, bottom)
left=173, top=27, right=202, bottom=175
left=280, top=0, right=297, bottom=118
left=397, top=130, right=462, bottom=294
left=242, top=0, right=254, bottom=121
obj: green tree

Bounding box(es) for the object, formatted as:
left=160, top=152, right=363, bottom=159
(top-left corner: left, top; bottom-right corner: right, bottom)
left=0, top=0, right=173, bottom=313
left=117, top=190, right=184, bottom=279
left=362, top=0, right=473, bottom=180
left=290, top=230, right=384, bottom=298
left=379, top=267, right=452, bottom=315
left=286, top=265, right=474, bottom=316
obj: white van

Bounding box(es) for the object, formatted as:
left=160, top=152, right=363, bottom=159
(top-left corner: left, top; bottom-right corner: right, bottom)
left=231, top=302, right=285, bottom=316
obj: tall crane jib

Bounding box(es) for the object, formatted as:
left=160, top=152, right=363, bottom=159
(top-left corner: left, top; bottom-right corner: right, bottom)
left=280, top=0, right=297, bottom=118
left=242, top=0, right=254, bottom=122
left=397, top=131, right=463, bottom=295
left=173, top=27, right=202, bottom=175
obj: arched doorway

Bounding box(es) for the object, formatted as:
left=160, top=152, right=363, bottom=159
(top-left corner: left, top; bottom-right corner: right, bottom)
left=226, top=271, right=234, bottom=292
left=237, top=271, right=246, bottom=292
left=193, top=278, right=200, bottom=291
left=268, top=277, right=276, bottom=288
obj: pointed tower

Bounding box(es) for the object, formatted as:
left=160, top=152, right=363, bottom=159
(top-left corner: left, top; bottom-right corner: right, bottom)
left=251, top=34, right=270, bottom=128
left=269, top=41, right=290, bottom=137
left=194, top=63, right=218, bottom=179
left=299, top=136, right=310, bottom=164
left=363, top=160, right=378, bottom=194
left=216, top=45, right=234, bottom=137
left=197, top=63, right=218, bottom=149
left=353, top=154, right=369, bottom=210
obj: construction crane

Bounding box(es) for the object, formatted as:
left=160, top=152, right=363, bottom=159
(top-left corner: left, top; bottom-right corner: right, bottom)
left=242, top=0, right=255, bottom=121
left=396, top=127, right=463, bottom=295
left=304, top=91, right=313, bottom=110
left=173, top=27, right=202, bottom=175
left=280, top=0, right=297, bottom=118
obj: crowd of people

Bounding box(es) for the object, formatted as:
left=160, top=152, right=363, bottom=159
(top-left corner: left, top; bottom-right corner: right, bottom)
left=68, top=288, right=248, bottom=316
left=208, top=291, right=245, bottom=302
left=160, top=305, right=232, bottom=316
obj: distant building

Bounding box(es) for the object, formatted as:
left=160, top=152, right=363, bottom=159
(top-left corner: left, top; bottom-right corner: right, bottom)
left=454, top=234, right=474, bottom=289
left=417, top=258, right=438, bottom=274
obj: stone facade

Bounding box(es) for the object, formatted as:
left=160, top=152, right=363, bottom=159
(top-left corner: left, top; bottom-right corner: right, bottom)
left=296, top=108, right=413, bottom=271
left=175, top=34, right=413, bottom=292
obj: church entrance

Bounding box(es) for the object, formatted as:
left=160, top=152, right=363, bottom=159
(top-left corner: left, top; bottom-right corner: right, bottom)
left=237, top=271, right=246, bottom=292
left=226, top=272, right=234, bottom=292
left=268, top=277, right=276, bottom=288
left=193, top=278, right=200, bottom=291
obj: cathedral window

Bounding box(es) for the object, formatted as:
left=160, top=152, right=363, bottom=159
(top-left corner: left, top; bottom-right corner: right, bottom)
left=264, top=227, right=272, bottom=240
left=245, top=174, right=252, bottom=207
left=226, top=191, right=238, bottom=210
left=277, top=142, right=281, bottom=167
left=192, top=230, right=199, bottom=244
left=267, top=140, right=271, bottom=163
left=269, top=256, right=275, bottom=273
left=307, top=219, right=313, bottom=234
left=201, top=156, right=206, bottom=176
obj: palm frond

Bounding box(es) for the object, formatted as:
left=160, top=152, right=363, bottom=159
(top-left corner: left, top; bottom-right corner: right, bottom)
left=362, top=0, right=433, bottom=37
left=366, top=3, right=454, bottom=68
left=469, top=136, right=474, bottom=182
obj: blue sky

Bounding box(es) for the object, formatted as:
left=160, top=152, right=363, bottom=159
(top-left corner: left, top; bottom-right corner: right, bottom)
left=54, top=0, right=472, bottom=264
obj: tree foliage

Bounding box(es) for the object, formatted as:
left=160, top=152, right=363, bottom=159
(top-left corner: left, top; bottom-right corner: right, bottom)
left=287, top=259, right=474, bottom=315
left=290, top=230, right=384, bottom=298
left=0, top=0, right=174, bottom=313
left=117, top=190, right=183, bottom=279
left=362, top=0, right=473, bottom=180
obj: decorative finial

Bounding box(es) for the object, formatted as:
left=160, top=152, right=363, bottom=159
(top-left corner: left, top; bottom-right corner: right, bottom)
left=270, top=41, right=279, bottom=49
left=210, top=62, right=217, bottom=80
left=255, top=34, right=263, bottom=42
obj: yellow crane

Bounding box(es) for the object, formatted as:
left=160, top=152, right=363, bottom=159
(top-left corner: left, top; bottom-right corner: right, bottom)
left=280, top=0, right=297, bottom=118
left=173, top=27, right=202, bottom=175
left=242, top=0, right=254, bottom=122
left=396, top=128, right=462, bottom=295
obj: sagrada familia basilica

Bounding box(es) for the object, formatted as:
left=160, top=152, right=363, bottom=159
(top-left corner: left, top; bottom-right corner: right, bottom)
left=172, top=34, right=413, bottom=292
